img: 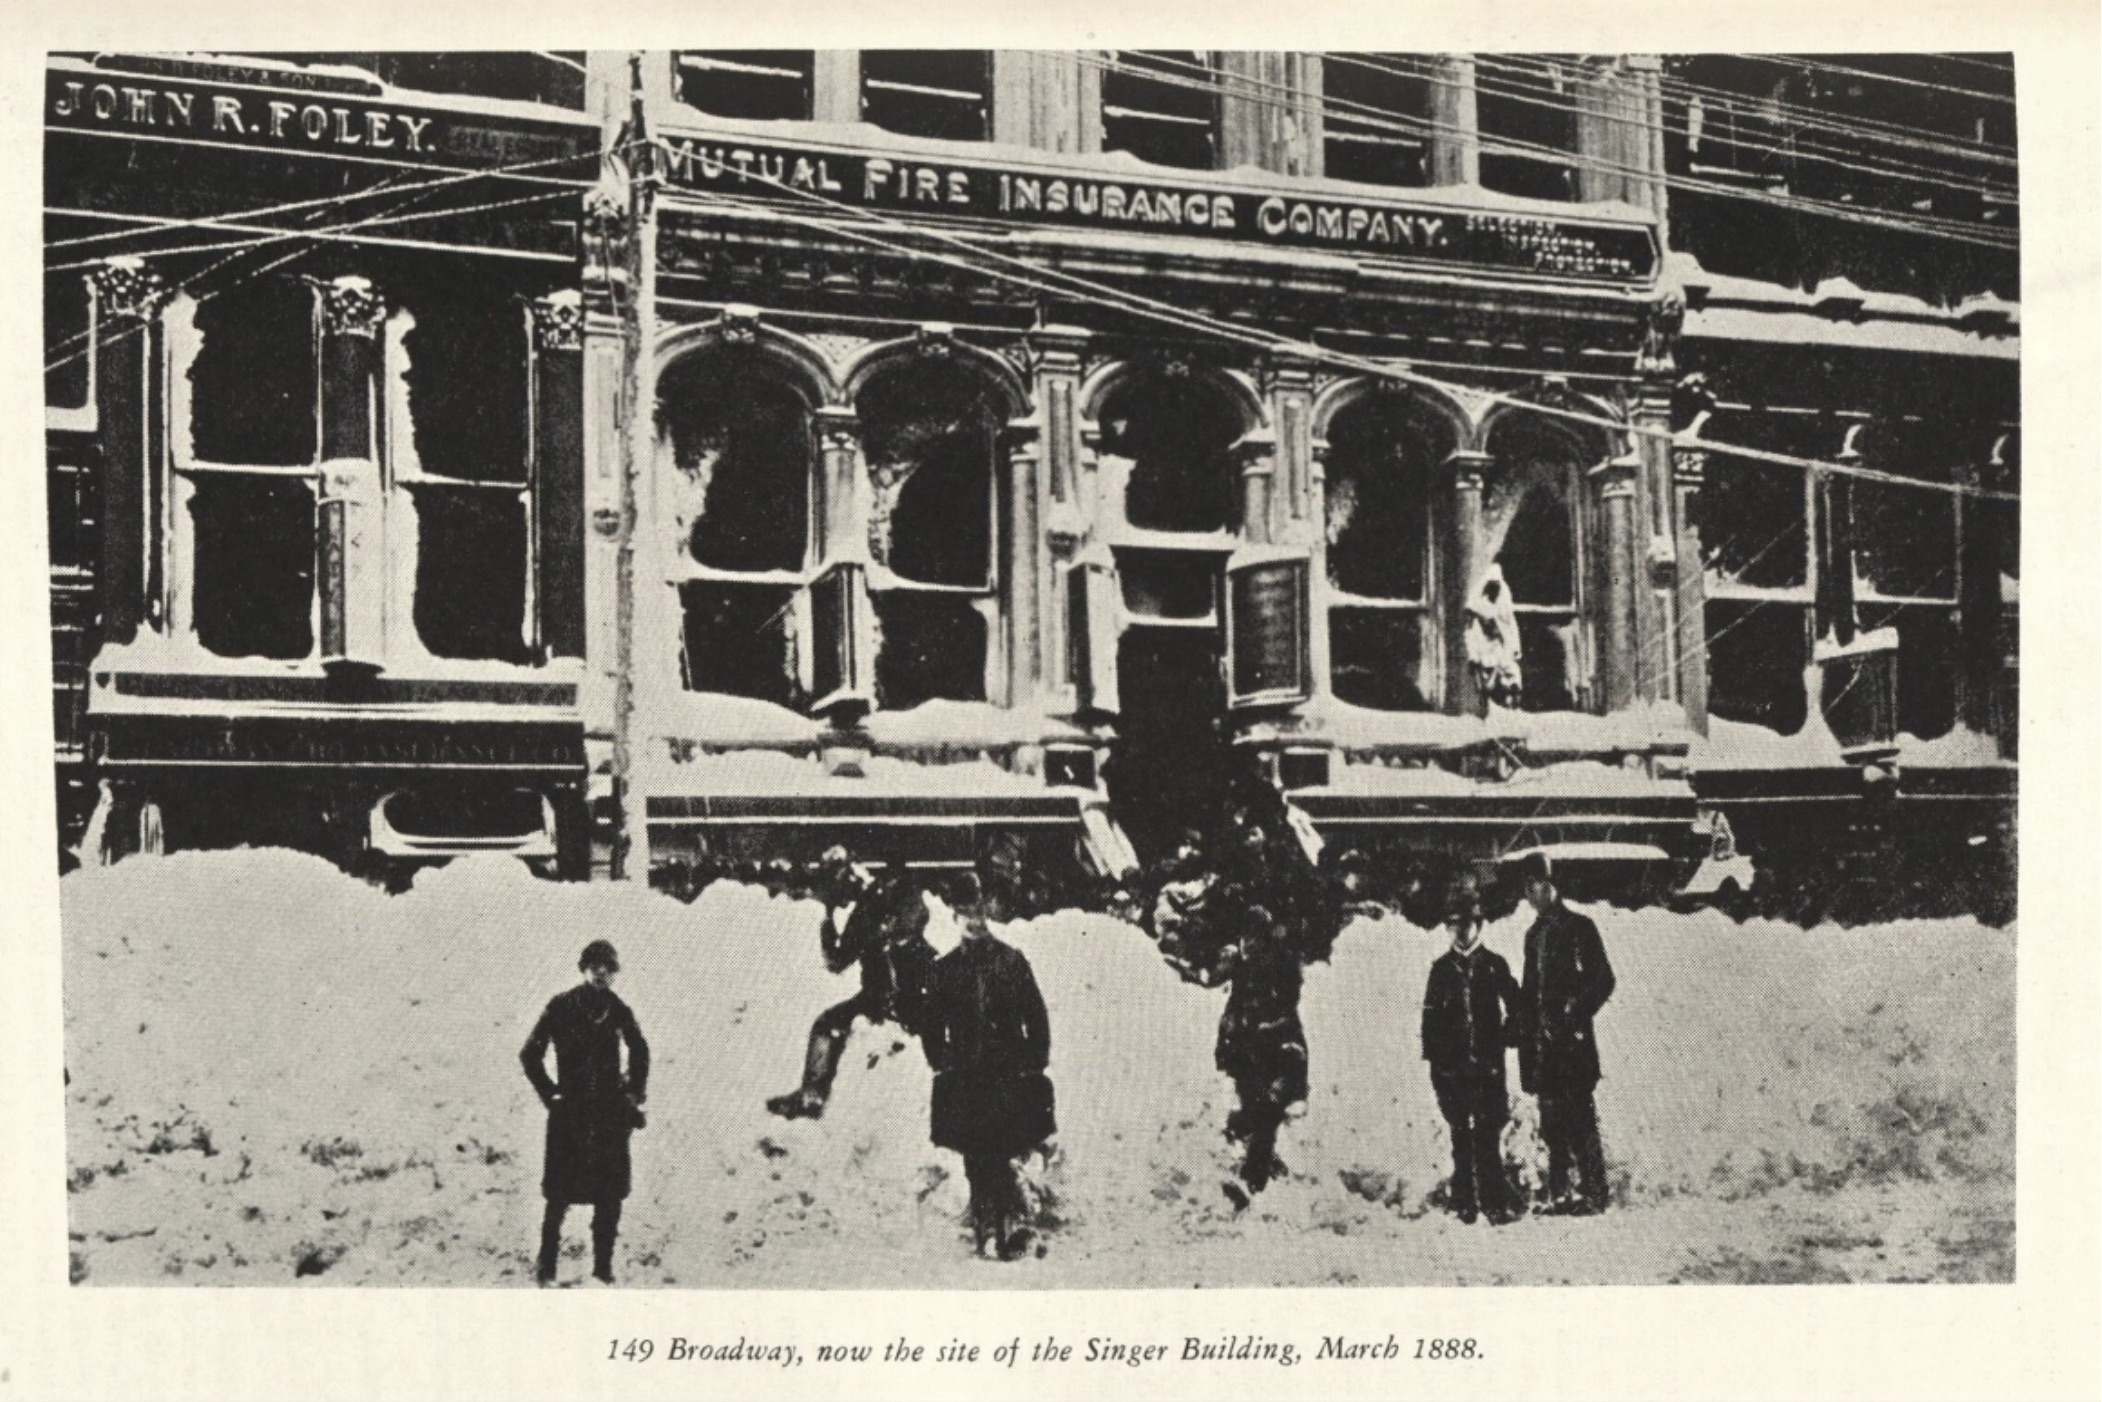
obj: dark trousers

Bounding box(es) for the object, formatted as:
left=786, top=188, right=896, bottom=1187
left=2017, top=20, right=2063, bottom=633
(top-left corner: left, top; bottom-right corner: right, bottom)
left=1538, top=1089, right=1608, bottom=1208
left=1431, top=1070, right=1512, bottom=1215
left=538, top=1199, right=622, bottom=1282
left=1225, top=1081, right=1288, bottom=1192
left=962, top=1152, right=1025, bottom=1250
left=794, top=991, right=879, bottom=1104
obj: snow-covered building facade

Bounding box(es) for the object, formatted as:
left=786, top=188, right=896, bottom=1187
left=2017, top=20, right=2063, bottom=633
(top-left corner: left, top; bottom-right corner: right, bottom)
left=47, top=52, right=2017, bottom=919
left=46, top=53, right=602, bottom=875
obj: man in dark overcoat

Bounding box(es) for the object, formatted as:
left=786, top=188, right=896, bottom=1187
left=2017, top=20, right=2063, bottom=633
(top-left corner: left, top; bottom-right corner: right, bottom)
left=1514, top=854, right=1616, bottom=1215
left=520, top=939, right=650, bottom=1285
left=1421, top=882, right=1524, bottom=1225
left=920, top=873, right=1056, bottom=1261
left=769, top=854, right=937, bottom=1121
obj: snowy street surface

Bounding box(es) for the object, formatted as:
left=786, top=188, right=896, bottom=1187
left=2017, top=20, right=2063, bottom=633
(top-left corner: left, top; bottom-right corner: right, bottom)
left=63, top=852, right=2013, bottom=1287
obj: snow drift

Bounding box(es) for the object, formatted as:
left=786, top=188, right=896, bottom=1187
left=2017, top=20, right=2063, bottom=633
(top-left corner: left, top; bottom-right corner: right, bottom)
left=62, top=851, right=2013, bottom=1285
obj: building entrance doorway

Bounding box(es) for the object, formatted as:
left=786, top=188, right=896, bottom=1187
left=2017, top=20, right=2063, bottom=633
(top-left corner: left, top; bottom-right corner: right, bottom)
left=1103, top=623, right=1232, bottom=867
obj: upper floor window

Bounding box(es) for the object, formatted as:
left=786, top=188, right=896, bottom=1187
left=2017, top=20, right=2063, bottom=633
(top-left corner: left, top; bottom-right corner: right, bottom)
left=1476, top=55, right=1578, bottom=201
left=45, top=271, right=93, bottom=416
left=1101, top=52, right=1218, bottom=170
left=1321, top=54, right=1431, bottom=187
left=861, top=51, right=991, bottom=142
left=677, top=51, right=816, bottom=122
left=1482, top=414, right=1590, bottom=711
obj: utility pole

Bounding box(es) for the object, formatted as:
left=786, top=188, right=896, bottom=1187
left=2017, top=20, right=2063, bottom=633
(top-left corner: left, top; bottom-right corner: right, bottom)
left=609, top=52, right=659, bottom=881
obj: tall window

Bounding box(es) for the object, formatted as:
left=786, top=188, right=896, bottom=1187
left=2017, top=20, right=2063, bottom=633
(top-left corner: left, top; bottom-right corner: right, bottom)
left=1691, top=408, right=1819, bottom=734
left=1321, top=54, right=1431, bottom=187
left=1475, top=55, right=1579, bottom=201
left=1101, top=52, right=1219, bottom=170
left=392, top=271, right=534, bottom=664
left=857, top=359, right=1002, bottom=709
left=1323, top=393, right=1445, bottom=709
left=656, top=349, right=813, bottom=709
left=1848, top=419, right=1961, bottom=739
left=677, top=51, right=816, bottom=121
left=1483, top=416, right=1589, bottom=711
left=173, top=278, right=320, bottom=661
left=861, top=51, right=991, bottom=142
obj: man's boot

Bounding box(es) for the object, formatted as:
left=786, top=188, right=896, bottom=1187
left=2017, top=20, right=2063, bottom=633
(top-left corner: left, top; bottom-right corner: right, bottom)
left=535, top=1202, right=564, bottom=1286
left=591, top=1202, right=621, bottom=1284
left=767, top=1017, right=851, bottom=1119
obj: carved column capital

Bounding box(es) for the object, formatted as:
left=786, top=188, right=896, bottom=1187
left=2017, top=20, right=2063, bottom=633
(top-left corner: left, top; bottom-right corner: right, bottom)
left=530, top=290, right=585, bottom=352
left=1445, top=448, right=1492, bottom=492
left=813, top=405, right=860, bottom=453
left=321, top=276, right=386, bottom=338
left=91, top=257, right=170, bottom=321
left=717, top=303, right=763, bottom=346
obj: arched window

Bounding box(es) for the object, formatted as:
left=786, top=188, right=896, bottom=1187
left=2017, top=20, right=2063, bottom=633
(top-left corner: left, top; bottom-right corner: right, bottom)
left=856, top=358, right=1004, bottom=709
left=1322, top=392, right=1448, bottom=710
left=1100, top=366, right=1244, bottom=535
left=1483, top=414, right=1590, bottom=711
left=657, top=349, right=815, bottom=708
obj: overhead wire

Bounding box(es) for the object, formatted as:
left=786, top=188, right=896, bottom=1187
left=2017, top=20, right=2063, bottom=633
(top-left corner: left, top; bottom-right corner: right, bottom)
left=664, top=160, right=2017, bottom=503
left=1075, top=50, right=2015, bottom=249
left=1335, top=54, right=2017, bottom=218
left=44, top=138, right=638, bottom=375
left=1478, top=51, right=2020, bottom=163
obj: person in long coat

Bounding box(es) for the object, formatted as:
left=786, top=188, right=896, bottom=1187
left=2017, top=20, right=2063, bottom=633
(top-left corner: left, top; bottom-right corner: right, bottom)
left=520, top=939, right=650, bottom=1284
left=1513, top=854, right=1616, bottom=1215
left=768, top=854, right=937, bottom=1120
left=1421, top=884, right=1524, bottom=1225
left=920, top=874, right=1056, bottom=1261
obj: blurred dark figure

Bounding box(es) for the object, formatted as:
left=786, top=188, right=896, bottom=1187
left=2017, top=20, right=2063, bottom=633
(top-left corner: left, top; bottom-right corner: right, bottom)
left=1515, top=853, right=1617, bottom=1216
left=921, top=872, right=1057, bottom=1261
left=1421, top=880, right=1523, bottom=1225
left=521, top=939, right=650, bottom=1286
left=768, top=851, right=937, bottom=1121
left=1210, top=901, right=1308, bottom=1204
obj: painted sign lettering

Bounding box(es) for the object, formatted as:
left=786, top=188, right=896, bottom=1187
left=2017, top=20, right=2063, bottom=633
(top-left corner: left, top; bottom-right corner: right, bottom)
left=659, top=134, right=1658, bottom=282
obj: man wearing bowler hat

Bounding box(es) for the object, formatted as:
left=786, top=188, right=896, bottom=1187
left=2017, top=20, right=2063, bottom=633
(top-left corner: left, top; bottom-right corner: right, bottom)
left=521, top=939, right=650, bottom=1284
left=1514, top=853, right=1616, bottom=1216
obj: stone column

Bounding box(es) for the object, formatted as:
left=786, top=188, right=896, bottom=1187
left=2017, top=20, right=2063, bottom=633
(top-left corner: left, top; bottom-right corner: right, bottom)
left=812, top=407, right=865, bottom=565
left=1592, top=452, right=1642, bottom=711
left=1307, top=441, right=1335, bottom=701
left=1001, top=421, right=1046, bottom=707
left=1264, top=353, right=1318, bottom=537
left=1445, top=448, right=1490, bottom=713
left=1218, top=52, right=1323, bottom=175
left=813, top=51, right=860, bottom=124
left=1426, top=56, right=1480, bottom=187
left=1235, top=432, right=1278, bottom=546
left=992, top=52, right=1100, bottom=154
left=89, top=257, right=170, bottom=645
left=318, top=276, right=387, bottom=673
left=1672, top=444, right=1711, bottom=732
left=531, top=291, right=587, bottom=661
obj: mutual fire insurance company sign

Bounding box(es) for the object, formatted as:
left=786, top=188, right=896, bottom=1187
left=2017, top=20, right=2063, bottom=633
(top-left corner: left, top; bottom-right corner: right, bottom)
left=657, top=133, right=1660, bottom=283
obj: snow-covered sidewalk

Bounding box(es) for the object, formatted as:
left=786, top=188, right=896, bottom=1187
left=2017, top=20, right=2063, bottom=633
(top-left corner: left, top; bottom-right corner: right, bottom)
left=62, top=852, right=2013, bottom=1286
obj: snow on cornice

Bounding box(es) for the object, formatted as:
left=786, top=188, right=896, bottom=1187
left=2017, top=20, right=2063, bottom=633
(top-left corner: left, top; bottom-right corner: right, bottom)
left=1669, top=251, right=2019, bottom=359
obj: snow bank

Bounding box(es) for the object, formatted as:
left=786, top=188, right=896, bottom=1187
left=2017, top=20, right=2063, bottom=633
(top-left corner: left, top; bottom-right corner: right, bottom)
left=62, top=852, right=2013, bottom=1285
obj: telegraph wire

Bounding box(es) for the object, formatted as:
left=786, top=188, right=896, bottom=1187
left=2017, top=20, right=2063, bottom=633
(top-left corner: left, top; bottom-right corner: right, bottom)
left=671, top=167, right=2019, bottom=503
left=1064, top=51, right=2016, bottom=249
